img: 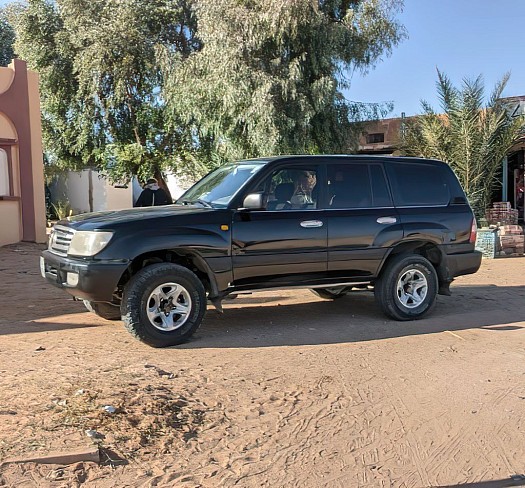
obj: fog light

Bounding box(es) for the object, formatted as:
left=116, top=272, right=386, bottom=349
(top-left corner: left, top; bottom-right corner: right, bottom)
left=66, top=272, right=79, bottom=286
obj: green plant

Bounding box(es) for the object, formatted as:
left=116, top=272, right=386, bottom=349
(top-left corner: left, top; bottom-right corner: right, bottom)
left=51, top=200, right=72, bottom=220
left=401, top=70, right=524, bottom=220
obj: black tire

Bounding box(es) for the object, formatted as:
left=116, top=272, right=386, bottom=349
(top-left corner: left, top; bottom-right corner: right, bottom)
left=310, top=287, right=349, bottom=300
left=374, top=254, right=438, bottom=321
left=83, top=300, right=121, bottom=321
left=121, top=263, right=206, bottom=347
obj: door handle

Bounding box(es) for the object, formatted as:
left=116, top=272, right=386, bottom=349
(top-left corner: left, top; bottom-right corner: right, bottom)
left=377, top=216, right=397, bottom=224
left=300, top=220, right=324, bottom=228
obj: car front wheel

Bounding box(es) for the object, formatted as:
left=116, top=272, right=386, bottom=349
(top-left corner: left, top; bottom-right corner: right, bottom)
left=121, top=263, right=206, bottom=347
left=374, top=254, right=438, bottom=321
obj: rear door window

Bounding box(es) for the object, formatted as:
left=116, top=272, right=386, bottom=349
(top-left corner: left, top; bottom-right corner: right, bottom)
left=386, top=162, right=450, bottom=206
left=327, top=163, right=392, bottom=208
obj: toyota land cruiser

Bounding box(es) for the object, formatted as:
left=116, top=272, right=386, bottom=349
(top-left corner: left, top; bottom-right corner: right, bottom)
left=41, top=155, right=482, bottom=347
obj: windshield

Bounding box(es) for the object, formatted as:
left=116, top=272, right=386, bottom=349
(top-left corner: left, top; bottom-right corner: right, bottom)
left=177, top=162, right=266, bottom=208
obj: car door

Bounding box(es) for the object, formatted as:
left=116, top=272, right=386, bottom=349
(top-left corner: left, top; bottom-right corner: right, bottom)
left=231, top=163, right=328, bottom=286
left=326, top=161, right=403, bottom=278
left=384, top=160, right=470, bottom=245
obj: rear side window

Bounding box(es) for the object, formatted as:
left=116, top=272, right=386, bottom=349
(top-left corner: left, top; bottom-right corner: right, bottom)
left=386, top=162, right=450, bottom=206
left=327, top=163, right=392, bottom=208
left=370, top=164, right=392, bottom=207
left=328, top=164, right=372, bottom=208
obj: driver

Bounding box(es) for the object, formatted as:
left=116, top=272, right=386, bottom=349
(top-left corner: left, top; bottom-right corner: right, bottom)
left=290, top=170, right=317, bottom=206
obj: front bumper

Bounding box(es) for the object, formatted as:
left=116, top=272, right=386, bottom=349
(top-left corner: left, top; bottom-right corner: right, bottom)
left=40, top=250, right=129, bottom=302
left=445, top=250, right=482, bottom=279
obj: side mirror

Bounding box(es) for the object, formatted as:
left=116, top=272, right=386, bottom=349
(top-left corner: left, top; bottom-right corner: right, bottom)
left=242, top=193, right=264, bottom=210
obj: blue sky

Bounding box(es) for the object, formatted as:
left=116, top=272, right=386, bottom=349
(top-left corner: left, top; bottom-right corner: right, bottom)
left=347, top=0, right=525, bottom=117
left=2, top=0, right=522, bottom=118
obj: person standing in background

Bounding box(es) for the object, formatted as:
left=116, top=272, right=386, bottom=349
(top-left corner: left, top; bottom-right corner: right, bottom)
left=134, top=178, right=172, bottom=207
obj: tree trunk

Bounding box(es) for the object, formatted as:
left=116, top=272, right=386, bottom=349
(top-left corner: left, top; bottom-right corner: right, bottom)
left=153, top=166, right=173, bottom=203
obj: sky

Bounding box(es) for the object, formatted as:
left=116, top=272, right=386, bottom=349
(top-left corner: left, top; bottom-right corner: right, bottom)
left=346, top=0, right=525, bottom=117
left=2, top=0, right=522, bottom=119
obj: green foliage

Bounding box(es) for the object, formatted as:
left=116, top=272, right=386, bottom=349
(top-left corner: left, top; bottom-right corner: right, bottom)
left=0, top=12, right=15, bottom=67
left=401, top=70, right=524, bottom=219
left=12, top=0, right=201, bottom=186
left=161, top=0, right=405, bottom=161
left=12, top=0, right=405, bottom=184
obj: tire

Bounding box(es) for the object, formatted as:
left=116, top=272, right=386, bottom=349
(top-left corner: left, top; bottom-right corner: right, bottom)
left=83, top=300, right=121, bottom=321
left=121, top=263, right=206, bottom=347
left=374, top=254, right=438, bottom=321
left=310, top=286, right=349, bottom=300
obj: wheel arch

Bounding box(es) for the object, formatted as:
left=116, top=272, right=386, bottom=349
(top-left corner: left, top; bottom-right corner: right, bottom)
left=115, top=248, right=220, bottom=300
left=381, top=240, right=449, bottom=290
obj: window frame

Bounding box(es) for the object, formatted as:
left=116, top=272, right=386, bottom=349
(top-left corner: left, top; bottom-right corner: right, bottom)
left=234, top=161, right=327, bottom=212
left=326, top=161, right=394, bottom=210
left=0, top=145, right=14, bottom=198
left=385, top=161, right=451, bottom=208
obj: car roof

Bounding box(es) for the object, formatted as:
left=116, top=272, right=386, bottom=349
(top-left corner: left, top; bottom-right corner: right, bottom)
left=239, top=155, right=445, bottom=166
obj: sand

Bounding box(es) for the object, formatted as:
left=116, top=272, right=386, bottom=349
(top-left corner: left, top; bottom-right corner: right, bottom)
left=0, top=243, right=524, bottom=487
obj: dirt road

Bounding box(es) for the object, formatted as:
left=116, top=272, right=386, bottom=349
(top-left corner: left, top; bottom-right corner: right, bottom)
left=0, top=243, right=524, bottom=487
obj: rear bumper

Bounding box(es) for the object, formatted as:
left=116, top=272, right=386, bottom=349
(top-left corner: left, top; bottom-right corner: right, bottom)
left=444, top=250, right=482, bottom=279
left=40, top=250, right=129, bottom=302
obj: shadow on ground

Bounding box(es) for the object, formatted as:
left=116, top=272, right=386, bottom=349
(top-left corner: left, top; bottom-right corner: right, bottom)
left=177, top=284, right=525, bottom=349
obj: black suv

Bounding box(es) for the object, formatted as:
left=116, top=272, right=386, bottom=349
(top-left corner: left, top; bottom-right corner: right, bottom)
left=41, top=155, right=482, bottom=347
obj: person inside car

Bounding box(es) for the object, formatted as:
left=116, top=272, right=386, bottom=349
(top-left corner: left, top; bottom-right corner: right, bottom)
left=290, top=170, right=317, bottom=207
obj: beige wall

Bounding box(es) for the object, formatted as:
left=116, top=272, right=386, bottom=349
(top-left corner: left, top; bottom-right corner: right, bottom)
left=0, top=61, right=46, bottom=247
left=103, top=177, right=134, bottom=210
left=0, top=200, right=21, bottom=246
left=27, top=71, right=46, bottom=243
left=0, top=109, right=21, bottom=246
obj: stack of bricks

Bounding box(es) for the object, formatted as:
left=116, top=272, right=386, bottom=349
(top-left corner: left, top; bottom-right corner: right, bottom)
left=486, top=202, right=519, bottom=226
left=497, top=225, right=524, bottom=256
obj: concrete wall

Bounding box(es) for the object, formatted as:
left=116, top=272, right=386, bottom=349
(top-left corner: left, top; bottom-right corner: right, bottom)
left=51, top=169, right=134, bottom=214
left=51, top=170, right=189, bottom=215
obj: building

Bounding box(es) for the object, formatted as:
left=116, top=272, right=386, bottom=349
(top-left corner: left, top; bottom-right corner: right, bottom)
left=0, top=59, right=46, bottom=247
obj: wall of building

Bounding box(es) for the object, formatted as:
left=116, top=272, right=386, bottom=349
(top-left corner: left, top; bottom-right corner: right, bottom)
left=0, top=200, right=21, bottom=246
left=27, top=71, right=46, bottom=243
left=0, top=60, right=46, bottom=246
left=358, top=117, right=404, bottom=154
left=0, top=110, right=21, bottom=247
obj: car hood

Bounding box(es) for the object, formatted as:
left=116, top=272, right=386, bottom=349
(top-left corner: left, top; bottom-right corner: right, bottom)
left=58, top=205, right=222, bottom=230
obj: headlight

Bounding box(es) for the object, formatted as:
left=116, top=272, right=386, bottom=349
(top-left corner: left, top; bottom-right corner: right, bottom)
left=68, top=231, right=114, bottom=257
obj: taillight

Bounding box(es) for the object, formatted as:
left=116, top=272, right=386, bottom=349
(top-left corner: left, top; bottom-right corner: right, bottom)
left=469, top=218, right=477, bottom=244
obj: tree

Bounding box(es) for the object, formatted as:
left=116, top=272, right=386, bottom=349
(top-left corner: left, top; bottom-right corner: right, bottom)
left=401, top=70, right=524, bottom=219
left=12, top=0, right=200, bottom=192
left=0, top=13, right=15, bottom=67
left=12, top=0, right=406, bottom=187
left=160, top=0, right=406, bottom=163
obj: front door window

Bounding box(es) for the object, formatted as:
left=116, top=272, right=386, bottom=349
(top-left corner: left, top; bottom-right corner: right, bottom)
left=263, top=167, right=319, bottom=210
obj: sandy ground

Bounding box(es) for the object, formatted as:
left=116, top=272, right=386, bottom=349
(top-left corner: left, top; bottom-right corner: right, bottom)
left=0, top=243, right=524, bottom=488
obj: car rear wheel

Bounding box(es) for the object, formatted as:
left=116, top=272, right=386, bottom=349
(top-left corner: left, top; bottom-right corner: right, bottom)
left=83, top=300, right=121, bottom=321
left=121, top=263, right=206, bottom=347
left=374, top=254, right=438, bottom=321
left=310, top=286, right=349, bottom=300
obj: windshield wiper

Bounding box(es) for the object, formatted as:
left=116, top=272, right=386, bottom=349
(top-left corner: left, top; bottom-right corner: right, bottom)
left=180, top=199, right=213, bottom=208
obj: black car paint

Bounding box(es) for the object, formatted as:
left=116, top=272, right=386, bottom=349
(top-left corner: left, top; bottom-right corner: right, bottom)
left=41, top=155, right=482, bottom=304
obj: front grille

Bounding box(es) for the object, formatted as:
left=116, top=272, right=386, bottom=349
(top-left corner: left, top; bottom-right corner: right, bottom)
left=48, top=225, right=76, bottom=256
